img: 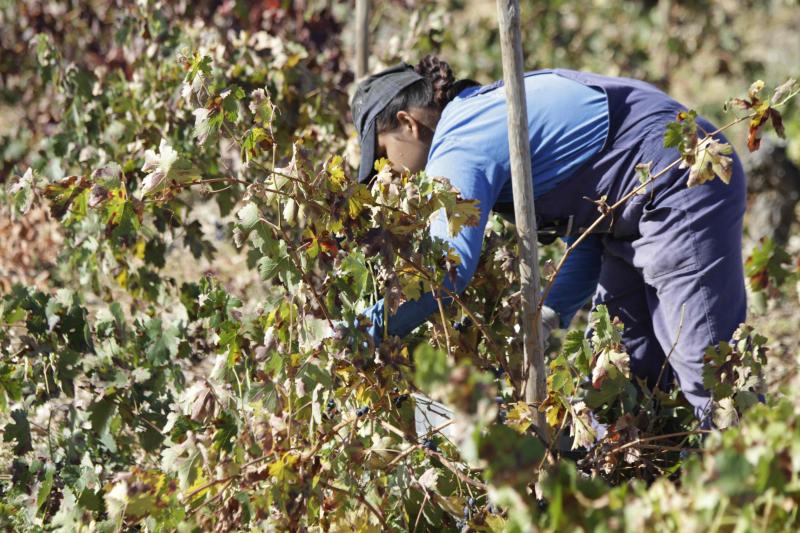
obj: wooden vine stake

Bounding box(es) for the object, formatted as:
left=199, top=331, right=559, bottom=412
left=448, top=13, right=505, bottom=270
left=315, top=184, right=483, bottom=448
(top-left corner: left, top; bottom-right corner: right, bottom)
left=355, top=0, right=369, bottom=79
left=495, top=0, right=548, bottom=439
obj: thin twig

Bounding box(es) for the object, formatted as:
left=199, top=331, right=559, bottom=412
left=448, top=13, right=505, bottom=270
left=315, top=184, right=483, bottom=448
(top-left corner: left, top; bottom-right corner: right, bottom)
left=637, top=443, right=701, bottom=452
left=115, top=400, right=165, bottom=437
left=413, top=491, right=430, bottom=532
left=258, top=216, right=334, bottom=327
left=192, top=481, right=230, bottom=515
left=304, top=414, right=362, bottom=459
left=609, top=429, right=711, bottom=455
left=433, top=289, right=453, bottom=357
left=537, top=402, right=572, bottom=471
left=427, top=450, right=487, bottom=491
left=188, top=176, right=250, bottom=187
left=378, top=419, right=407, bottom=440
left=185, top=473, right=236, bottom=502
left=321, top=481, right=389, bottom=528
left=655, top=303, right=686, bottom=389
left=186, top=478, right=234, bottom=518
left=385, top=419, right=456, bottom=468
left=248, top=158, right=310, bottom=185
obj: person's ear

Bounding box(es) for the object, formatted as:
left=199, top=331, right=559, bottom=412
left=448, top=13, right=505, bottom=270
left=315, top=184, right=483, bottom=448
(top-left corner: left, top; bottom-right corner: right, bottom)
left=395, top=110, right=421, bottom=140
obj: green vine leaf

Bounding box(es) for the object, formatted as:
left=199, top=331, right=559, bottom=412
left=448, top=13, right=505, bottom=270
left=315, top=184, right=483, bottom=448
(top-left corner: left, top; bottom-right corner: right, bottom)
left=3, top=409, right=33, bottom=454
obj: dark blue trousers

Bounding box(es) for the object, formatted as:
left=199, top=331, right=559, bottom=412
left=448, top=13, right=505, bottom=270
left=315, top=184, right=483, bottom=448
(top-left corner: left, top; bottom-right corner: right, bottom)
left=534, top=70, right=748, bottom=421
left=599, top=128, right=747, bottom=421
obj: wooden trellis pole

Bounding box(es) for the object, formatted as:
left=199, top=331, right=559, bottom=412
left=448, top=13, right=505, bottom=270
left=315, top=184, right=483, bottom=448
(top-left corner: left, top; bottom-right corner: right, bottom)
left=495, top=0, right=548, bottom=437
left=355, top=0, right=369, bottom=79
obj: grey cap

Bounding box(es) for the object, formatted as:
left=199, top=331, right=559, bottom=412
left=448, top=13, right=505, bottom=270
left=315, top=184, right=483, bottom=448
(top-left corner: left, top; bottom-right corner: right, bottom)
left=351, top=63, right=424, bottom=182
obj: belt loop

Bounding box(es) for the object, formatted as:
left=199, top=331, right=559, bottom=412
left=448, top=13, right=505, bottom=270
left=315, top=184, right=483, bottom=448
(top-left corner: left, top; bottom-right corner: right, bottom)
left=565, top=215, right=574, bottom=237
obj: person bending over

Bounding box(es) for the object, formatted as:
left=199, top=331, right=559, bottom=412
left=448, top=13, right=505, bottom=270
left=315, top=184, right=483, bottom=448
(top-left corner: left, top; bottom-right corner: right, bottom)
left=349, top=55, right=747, bottom=424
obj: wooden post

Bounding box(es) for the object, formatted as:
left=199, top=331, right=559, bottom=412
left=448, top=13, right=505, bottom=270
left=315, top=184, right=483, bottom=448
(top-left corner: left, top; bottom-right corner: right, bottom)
left=355, top=0, right=369, bottom=79
left=495, top=0, right=548, bottom=437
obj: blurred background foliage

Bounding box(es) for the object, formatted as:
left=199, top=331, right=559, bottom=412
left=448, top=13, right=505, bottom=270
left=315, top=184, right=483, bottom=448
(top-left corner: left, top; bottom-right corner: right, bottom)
left=374, top=0, right=800, bottom=157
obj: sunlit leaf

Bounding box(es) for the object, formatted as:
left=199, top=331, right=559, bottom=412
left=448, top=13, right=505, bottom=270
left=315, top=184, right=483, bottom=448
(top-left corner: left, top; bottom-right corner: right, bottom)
left=140, top=139, right=199, bottom=196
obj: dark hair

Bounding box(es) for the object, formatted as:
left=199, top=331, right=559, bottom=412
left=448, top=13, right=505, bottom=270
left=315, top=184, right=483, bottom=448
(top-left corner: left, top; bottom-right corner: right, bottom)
left=374, top=55, right=478, bottom=133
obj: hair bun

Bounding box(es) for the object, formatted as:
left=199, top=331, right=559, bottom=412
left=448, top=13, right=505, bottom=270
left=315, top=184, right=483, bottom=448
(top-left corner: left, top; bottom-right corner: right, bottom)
left=414, top=55, right=455, bottom=110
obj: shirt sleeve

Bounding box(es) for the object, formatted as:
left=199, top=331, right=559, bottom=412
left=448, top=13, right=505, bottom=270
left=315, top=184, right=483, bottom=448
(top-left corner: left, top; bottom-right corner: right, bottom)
left=543, top=234, right=603, bottom=328
left=360, top=139, right=499, bottom=344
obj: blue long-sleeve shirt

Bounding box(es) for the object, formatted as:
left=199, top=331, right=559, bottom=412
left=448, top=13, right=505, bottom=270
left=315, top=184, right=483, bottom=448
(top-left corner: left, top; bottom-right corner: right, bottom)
left=362, top=71, right=609, bottom=341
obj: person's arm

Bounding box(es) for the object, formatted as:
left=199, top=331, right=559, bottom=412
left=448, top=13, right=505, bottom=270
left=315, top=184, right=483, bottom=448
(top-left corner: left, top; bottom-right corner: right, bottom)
left=543, top=234, right=603, bottom=328
left=360, top=140, right=498, bottom=344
